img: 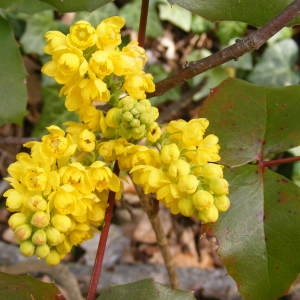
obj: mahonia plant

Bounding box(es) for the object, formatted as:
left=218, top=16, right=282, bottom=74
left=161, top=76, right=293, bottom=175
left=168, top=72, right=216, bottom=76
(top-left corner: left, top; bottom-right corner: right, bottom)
left=4, top=17, right=230, bottom=265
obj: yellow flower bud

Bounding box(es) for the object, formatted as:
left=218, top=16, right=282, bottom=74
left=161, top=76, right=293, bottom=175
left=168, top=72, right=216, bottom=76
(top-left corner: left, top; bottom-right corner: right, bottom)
left=192, top=190, right=214, bottom=210
left=214, top=195, right=230, bottom=212
left=177, top=175, right=199, bottom=194
left=46, top=227, right=64, bottom=246
left=31, top=211, right=50, bottom=228
left=32, top=229, right=47, bottom=245
left=27, top=195, right=48, bottom=211
left=168, top=159, right=190, bottom=178
left=46, top=250, right=61, bottom=265
left=78, top=129, right=95, bottom=152
left=20, top=241, right=35, bottom=257
left=209, top=178, right=229, bottom=195
left=178, top=198, right=194, bottom=217
left=35, top=244, right=50, bottom=258
left=199, top=163, right=223, bottom=178
left=4, top=189, right=23, bottom=211
left=198, top=205, right=219, bottom=223
left=15, top=224, right=32, bottom=241
left=8, top=213, right=27, bottom=229
left=52, top=214, right=72, bottom=232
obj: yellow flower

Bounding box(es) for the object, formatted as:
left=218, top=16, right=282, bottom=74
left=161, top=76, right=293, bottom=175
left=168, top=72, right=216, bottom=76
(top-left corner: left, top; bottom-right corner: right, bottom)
left=96, top=16, right=125, bottom=49
left=44, top=31, right=67, bottom=55
left=51, top=185, right=77, bottom=215
left=89, top=50, right=114, bottom=78
left=147, top=122, right=161, bottom=143
left=67, top=20, right=96, bottom=50
left=160, top=143, right=180, bottom=165
left=78, top=129, right=96, bottom=152
left=78, top=78, right=110, bottom=103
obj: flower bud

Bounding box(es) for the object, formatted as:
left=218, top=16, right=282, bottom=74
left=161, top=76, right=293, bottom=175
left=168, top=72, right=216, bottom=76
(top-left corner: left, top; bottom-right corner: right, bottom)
left=46, top=227, right=64, bottom=246
left=35, top=244, right=50, bottom=258
left=160, top=144, right=180, bottom=165
left=178, top=198, right=194, bottom=217
left=198, top=205, right=219, bottom=223
left=200, top=164, right=223, bottom=178
left=32, top=229, right=47, bottom=245
left=52, top=214, right=72, bottom=232
left=20, top=241, right=35, bottom=257
left=209, top=178, right=229, bottom=195
left=5, top=189, right=23, bottom=211
left=8, top=213, right=27, bottom=229
left=15, top=224, right=32, bottom=241
left=28, top=195, right=48, bottom=211
left=31, top=211, right=50, bottom=228
left=178, top=175, right=199, bottom=194
left=46, top=250, right=61, bottom=265
left=214, top=195, right=230, bottom=212
left=168, top=159, right=190, bottom=178
left=192, top=190, right=214, bottom=210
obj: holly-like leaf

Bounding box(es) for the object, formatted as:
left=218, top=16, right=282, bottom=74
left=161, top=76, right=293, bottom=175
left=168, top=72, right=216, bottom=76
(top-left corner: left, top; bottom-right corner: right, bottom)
left=167, top=0, right=300, bottom=27
left=199, top=78, right=300, bottom=167
left=247, top=39, right=300, bottom=86
left=0, top=272, right=61, bottom=299
left=213, top=166, right=300, bottom=299
left=97, top=278, right=196, bottom=300
left=39, top=0, right=112, bottom=12
left=0, top=16, right=27, bottom=125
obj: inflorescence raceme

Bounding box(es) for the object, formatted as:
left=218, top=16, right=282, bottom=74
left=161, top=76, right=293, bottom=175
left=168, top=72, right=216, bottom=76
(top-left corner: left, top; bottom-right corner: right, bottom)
left=4, top=17, right=230, bottom=265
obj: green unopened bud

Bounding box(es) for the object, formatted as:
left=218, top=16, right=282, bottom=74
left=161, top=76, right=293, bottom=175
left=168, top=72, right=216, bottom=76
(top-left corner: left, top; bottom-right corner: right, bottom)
left=15, top=224, right=32, bottom=241
left=8, top=213, right=27, bottom=229
left=28, top=195, right=48, bottom=211
left=192, top=190, right=214, bottom=210
left=35, top=244, right=50, bottom=258
left=209, top=178, right=229, bottom=195
left=19, top=241, right=35, bottom=256
left=31, top=211, right=50, bottom=228
left=105, top=107, right=121, bottom=128
left=52, top=214, right=72, bottom=232
left=46, top=227, right=64, bottom=246
left=32, top=229, right=47, bottom=245
left=198, top=205, right=219, bottom=224
left=130, top=119, right=140, bottom=128
left=123, top=111, right=133, bottom=122
left=214, top=195, right=230, bottom=212
left=46, top=250, right=60, bottom=265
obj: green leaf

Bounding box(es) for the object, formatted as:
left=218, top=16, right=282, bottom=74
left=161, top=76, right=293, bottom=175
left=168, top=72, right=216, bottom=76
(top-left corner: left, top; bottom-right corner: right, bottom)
left=32, top=85, right=78, bottom=137
left=120, top=0, right=163, bottom=38
left=167, top=0, right=300, bottom=27
left=158, top=1, right=192, bottom=32
left=97, top=278, right=196, bottom=300
left=0, top=16, right=27, bottom=125
left=75, top=3, right=118, bottom=26
left=213, top=165, right=300, bottom=299
left=0, top=0, right=20, bottom=8
left=247, top=39, right=300, bottom=86
left=1, top=0, right=52, bottom=13
left=39, top=0, right=112, bottom=12
left=199, top=78, right=300, bottom=167
left=20, top=10, right=66, bottom=55
left=0, top=272, right=61, bottom=299
left=216, top=21, right=247, bottom=45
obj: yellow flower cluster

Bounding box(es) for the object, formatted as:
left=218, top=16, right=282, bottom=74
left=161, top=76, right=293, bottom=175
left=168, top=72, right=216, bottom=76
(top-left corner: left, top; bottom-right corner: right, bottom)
left=5, top=125, right=120, bottom=265
left=5, top=16, right=230, bottom=265
left=131, top=119, right=230, bottom=223
left=42, top=17, right=155, bottom=138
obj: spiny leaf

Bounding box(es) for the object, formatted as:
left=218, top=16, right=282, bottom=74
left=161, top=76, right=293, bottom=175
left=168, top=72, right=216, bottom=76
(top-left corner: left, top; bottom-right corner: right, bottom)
left=167, top=0, right=300, bottom=27
left=97, top=278, right=196, bottom=300
left=0, top=272, right=61, bottom=299
left=0, top=16, right=27, bottom=125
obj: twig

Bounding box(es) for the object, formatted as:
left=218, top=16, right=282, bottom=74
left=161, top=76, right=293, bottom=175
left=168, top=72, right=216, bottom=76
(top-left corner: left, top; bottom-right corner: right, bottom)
left=138, top=0, right=149, bottom=47
left=86, top=162, right=120, bottom=300
left=149, top=0, right=300, bottom=97
left=134, top=183, right=179, bottom=289
left=262, top=156, right=300, bottom=167
left=0, top=137, right=38, bottom=144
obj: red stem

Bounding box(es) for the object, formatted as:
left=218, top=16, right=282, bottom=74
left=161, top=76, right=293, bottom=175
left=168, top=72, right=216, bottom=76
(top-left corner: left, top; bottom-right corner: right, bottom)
left=86, top=162, right=120, bottom=300
left=262, top=156, right=300, bottom=167
left=138, top=0, right=149, bottom=47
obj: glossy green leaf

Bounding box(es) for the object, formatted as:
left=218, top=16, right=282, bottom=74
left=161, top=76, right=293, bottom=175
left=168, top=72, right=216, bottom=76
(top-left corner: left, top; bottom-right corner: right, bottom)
left=97, top=278, right=196, bottom=300
left=39, top=0, right=112, bottom=12
left=213, top=166, right=300, bottom=299
left=0, top=272, right=61, bottom=299
left=0, top=0, right=20, bottom=8
left=32, top=85, right=78, bottom=137
left=167, top=0, right=300, bottom=27
left=247, top=39, right=300, bottom=86
left=199, top=79, right=300, bottom=167
left=1, top=0, right=52, bottom=13
left=0, top=16, right=27, bottom=125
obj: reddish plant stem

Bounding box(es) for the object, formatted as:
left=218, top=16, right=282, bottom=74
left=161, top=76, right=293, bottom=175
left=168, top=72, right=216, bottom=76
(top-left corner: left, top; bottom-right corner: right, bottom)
left=149, top=0, right=300, bottom=97
left=138, top=0, right=149, bottom=47
left=86, top=162, right=120, bottom=300
left=262, top=156, right=300, bottom=167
